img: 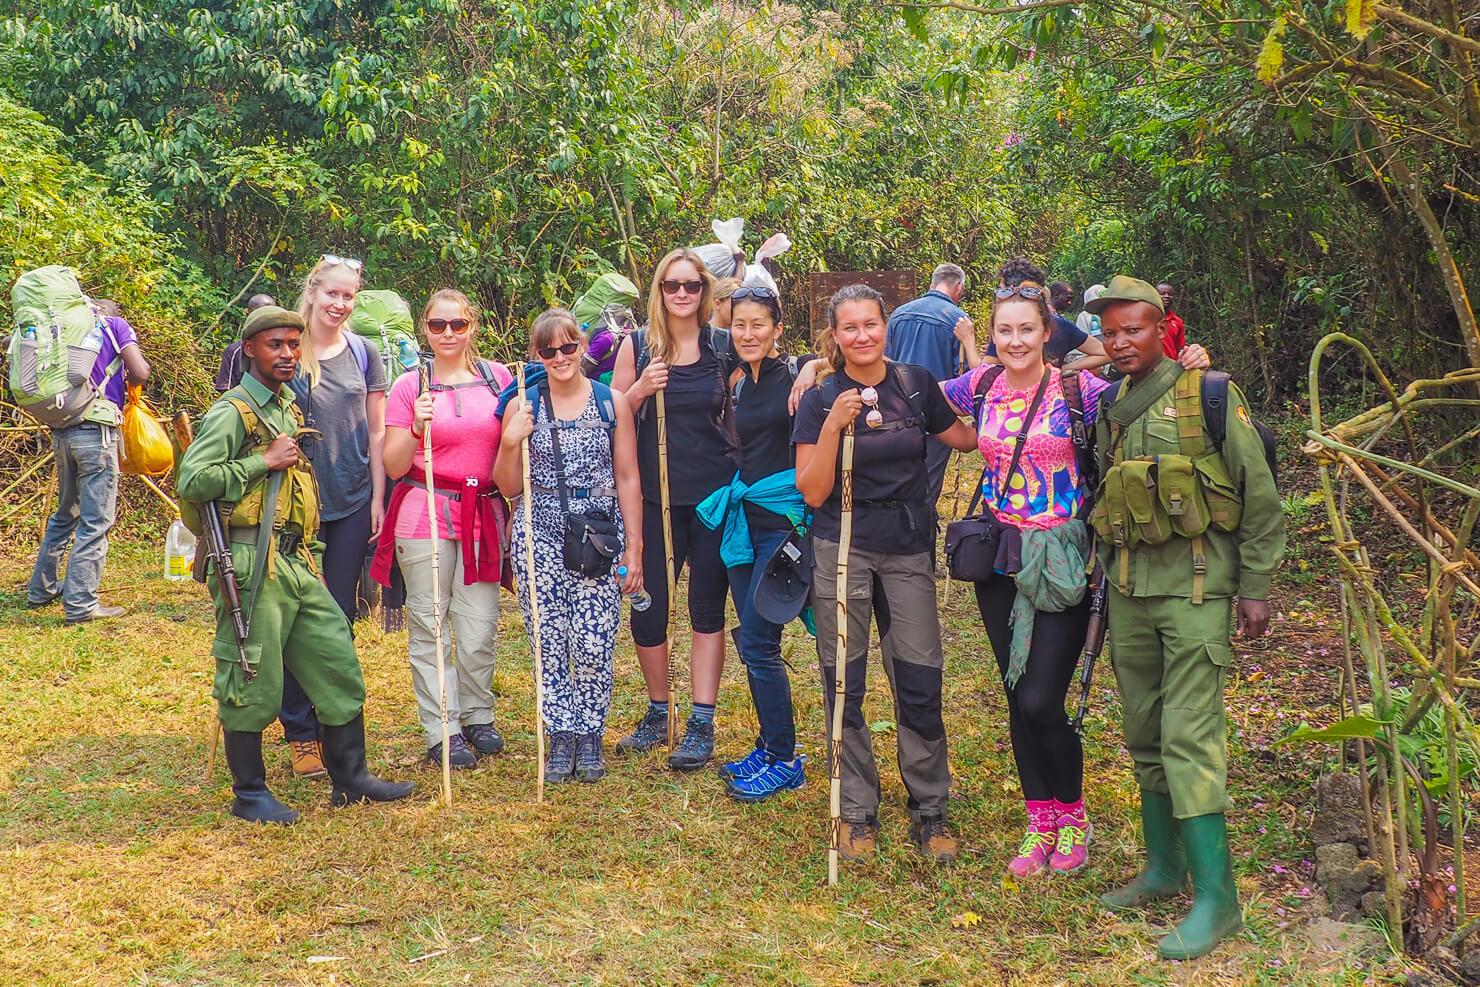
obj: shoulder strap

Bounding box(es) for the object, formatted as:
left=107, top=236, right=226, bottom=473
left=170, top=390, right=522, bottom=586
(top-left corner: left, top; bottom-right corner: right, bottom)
left=963, top=367, right=1051, bottom=518
left=343, top=331, right=370, bottom=379
left=971, top=364, right=1006, bottom=423
left=1059, top=369, right=1098, bottom=487
left=590, top=380, right=618, bottom=430
left=1201, top=369, right=1230, bottom=452
left=540, top=386, right=573, bottom=516
left=630, top=329, right=650, bottom=377
left=222, top=388, right=275, bottom=447
left=888, top=361, right=929, bottom=427
left=1175, top=369, right=1209, bottom=458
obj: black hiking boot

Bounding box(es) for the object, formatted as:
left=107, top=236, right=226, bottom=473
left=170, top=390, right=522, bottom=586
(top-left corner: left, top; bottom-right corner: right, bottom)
left=223, top=730, right=299, bottom=825
left=615, top=706, right=668, bottom=754
left=462, top=722, right=505, bottom=756
left=427, top=733, right=477, bottom=770
left=321, top=713, right=417, bottom=806
left=574, top=732, right=606, bottom=783
left=545, top=731, right=577, bottom=784
left=668, top=716, right=715, bottom=771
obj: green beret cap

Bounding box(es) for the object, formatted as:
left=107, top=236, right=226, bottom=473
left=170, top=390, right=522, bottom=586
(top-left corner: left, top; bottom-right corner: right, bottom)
left=1084, top=275, right=1165, bottom=315
left=242, top=305, right=306, bottom=340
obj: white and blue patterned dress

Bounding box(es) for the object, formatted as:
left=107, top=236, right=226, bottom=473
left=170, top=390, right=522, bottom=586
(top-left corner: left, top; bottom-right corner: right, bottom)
left=510, top=386, right=623, bottom=734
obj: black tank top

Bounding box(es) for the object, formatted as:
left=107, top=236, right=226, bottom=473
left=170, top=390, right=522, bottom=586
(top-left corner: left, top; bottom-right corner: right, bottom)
left=635, top=338, right=738, bottom=506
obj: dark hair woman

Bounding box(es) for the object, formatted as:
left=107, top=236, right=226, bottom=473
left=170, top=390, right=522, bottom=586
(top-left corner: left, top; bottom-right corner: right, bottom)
left=938, top=283, right=1110, bottom=879
left=792, top=283, right=978, bottom=864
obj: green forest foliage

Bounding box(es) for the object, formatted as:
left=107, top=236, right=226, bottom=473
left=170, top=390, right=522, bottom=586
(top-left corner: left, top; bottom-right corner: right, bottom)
left=0, top=1, right=1475, bottom=408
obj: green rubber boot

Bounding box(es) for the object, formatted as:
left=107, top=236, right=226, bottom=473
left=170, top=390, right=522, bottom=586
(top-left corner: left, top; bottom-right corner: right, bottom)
left=1158, top=812, right=1242, bottom=960
left=1100, top=790, right=1186, bottom=911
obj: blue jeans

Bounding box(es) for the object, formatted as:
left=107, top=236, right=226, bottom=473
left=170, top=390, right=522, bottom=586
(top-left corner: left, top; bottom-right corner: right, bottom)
left=726, top=525, right=796, bottom=760
left=29, top=423, right=119, bottom=618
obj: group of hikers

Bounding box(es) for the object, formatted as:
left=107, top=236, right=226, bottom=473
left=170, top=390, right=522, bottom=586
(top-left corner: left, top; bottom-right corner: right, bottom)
left=15, top=243, right=1284, bottom=961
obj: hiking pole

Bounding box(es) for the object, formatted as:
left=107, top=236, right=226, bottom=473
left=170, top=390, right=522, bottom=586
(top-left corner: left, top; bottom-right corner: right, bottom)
left=516, top=362, right=547, bottom=804
left=418, top=357, right=453, bottom=808
left=828, top=421, right=856, bottom=888
left=655, top=390, right=678, bottom=752
left=1072, top=575, right=1108, bottom=735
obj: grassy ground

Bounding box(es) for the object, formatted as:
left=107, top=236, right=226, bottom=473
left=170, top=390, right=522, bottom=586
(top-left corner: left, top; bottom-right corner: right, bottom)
left=0, top=480, right=1402, bottom=986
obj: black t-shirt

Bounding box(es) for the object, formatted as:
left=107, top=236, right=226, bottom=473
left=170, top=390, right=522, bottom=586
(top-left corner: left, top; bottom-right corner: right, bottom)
left=734, top=354, right=808, bottom=531
left=985, top=315, right=1089, bottom=366
left=792, top=362, right=958, bottom=554
left=633, top=334, right=739, bottom=506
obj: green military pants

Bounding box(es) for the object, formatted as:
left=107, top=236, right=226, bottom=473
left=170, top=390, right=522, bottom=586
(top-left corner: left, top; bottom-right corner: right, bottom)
left=208, top=542, right=366, bottom=733
left=1107, top=588, right=1233, bottom=818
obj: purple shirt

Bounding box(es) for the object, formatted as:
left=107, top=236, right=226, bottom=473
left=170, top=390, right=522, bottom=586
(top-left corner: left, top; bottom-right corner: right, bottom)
left=94, top=316, right=138, bottom=407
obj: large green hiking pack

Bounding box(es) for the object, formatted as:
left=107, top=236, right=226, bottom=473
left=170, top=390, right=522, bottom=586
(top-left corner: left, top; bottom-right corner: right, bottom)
left=348, top=289, right=419, bottom=382
left=7, top=266, right=124, bottom=428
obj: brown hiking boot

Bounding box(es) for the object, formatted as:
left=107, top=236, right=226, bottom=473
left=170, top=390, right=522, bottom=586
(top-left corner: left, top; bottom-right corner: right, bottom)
left=910, top=815, right=958, bottom=863
left=289, top=739, right=327, bottom=778
left=837, top=819, right=879, bottom=861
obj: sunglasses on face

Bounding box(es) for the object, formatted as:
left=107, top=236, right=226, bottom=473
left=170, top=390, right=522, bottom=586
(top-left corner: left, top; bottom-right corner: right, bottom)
left=426, top=318, right=471, bottom=335
left=995, top=284, right=1046, bottom=301
left=660, top=278, right=705, bottom=296
left=730, top=285, right=778, bottom=302
left=537, top=341, right=580, bottom=359
left=320, top=254, right=364, bottom=272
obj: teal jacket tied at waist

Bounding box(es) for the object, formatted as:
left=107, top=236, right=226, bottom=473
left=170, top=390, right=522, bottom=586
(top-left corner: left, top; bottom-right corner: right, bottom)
left=696, top=470, right=807, bottom=567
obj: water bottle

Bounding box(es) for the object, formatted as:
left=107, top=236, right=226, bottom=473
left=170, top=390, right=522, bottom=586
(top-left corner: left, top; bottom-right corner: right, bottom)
left=164, top=517, right=197, bottom=581
left=22, top=326, right=37, bottom=341
left=396, top=338, right=419, bottom=372
left=83, top=320, right=105, bottom=353
left=616, top=565, right=651, bottom=611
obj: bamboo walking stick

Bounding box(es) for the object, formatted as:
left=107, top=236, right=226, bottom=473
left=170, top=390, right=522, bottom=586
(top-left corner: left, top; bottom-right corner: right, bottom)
left=419, top=360, right=453, bottom=808
left=655, top=390, right=678, bottom=751
left=828, top=422, right=856, bottom=888
left=516, top=362, right=547, bottom=804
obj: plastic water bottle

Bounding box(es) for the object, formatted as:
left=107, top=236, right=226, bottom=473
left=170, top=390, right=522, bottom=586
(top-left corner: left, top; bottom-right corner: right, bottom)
left=82, top=320, right=105, bottom=353
left=164, top=517, right=196, bottom=581
left=21, top=326, right=37, bottom=341
left=396, top=338, right=419, bottom=372
left=616, top=565, right=651, bottom=611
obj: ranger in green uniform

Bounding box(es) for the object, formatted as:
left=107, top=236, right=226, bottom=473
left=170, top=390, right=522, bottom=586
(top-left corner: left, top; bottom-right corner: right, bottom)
left=178, top=306, right=414, bottom=824
left=1085, top=277, right=1285, bottom=960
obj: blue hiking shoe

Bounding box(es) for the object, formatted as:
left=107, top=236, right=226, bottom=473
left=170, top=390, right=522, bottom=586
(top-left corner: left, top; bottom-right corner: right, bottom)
left=718, top=745, right=769, bottom=783
left=726, top=755, right=806, bottom=803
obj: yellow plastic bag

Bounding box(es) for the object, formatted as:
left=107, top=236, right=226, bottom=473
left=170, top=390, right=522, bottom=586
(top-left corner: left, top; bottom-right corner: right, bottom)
left=120, top=384, right=173, bottom=476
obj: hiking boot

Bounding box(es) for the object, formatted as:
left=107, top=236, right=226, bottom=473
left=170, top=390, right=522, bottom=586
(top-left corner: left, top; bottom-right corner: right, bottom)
left=223, top=730, right=299, bottom=825
left=64, top=604, right=125, bottom=624
left=909, top=815, right=959, bottom=864
left=321, top=713, right=416, bottom=806
left=837, top=819, right=878, bottom=861
left=288, top=739, right=327, bottom=778
left=462, top=722, right=505, bottom=756
left=726, top=755, right=806, bottom=803
left=1049, top=814, right=1092, bottom=875
left=428, top=733, right=477, bottom=770
left=574, top=732, right=606, bottom=783
left=1157, top=813, right=1242, bottom=960
left=668, top=716, right=715, bottom=771
left=615, top=706, right=668, bottom=753
left=718, top=745, right=768, bottom=783
left=545, top=731, right=577, bottom=784
left=1007, top=826, right=1056, bottom=878
left=26, top=593, right=59, bottom=609
left=1100, top=790, right=1187, bottom=911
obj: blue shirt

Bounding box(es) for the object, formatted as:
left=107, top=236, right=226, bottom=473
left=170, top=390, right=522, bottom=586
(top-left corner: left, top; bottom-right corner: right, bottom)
left=884, top=289, right=968, bottom=381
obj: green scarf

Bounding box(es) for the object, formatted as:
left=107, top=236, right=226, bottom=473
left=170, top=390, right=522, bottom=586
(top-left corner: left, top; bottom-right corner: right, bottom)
left=1006, top=519, right=1092, bottom=688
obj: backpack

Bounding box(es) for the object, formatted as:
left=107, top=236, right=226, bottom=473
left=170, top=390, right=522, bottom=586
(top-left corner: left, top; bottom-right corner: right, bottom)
left=626, top=326, right=733, bottom=421
left=817, top=360, right=930, bottom=428
left=222, top=330, right=373, bottom=392
left=7, top=266, right=125, bottom=428
left=348, top=290, right=419, bottom=382
left=970, top=364, right=1098, bottom=491
left=1100, top=369, right=1278, bottom=485
left=533, top=379, right=619, bottom=446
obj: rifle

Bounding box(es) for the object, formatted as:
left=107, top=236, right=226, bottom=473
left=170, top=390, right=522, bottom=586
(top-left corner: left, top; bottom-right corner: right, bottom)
left=1071, top=575, right=1107, bottom=735
left=173, top=410, right=255, bottom=685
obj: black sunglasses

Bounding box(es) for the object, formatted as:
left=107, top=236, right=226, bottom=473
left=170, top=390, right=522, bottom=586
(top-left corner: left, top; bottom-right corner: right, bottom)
left=427, top=318, right=471, bottom=334
left=660, top=278, right=705, bottom=296
left=537, top=341, right=580, bottom=359
left=731, top=285, right=778, bottom=302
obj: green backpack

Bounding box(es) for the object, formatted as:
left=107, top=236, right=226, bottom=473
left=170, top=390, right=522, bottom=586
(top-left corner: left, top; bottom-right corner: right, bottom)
left=7, top=265, right=124, bottom=428
left=348, top=289, right=419, bottom=382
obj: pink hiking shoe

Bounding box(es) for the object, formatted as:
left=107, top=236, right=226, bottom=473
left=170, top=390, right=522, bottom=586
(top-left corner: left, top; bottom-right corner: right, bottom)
left=1008, top=826, right=1057, bottom=878
left=1049, top=812, right=1092, bottom=875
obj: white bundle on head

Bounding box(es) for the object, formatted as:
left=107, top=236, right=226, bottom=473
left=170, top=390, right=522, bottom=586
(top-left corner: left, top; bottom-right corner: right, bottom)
left=741, top=232, right=792, bottom=297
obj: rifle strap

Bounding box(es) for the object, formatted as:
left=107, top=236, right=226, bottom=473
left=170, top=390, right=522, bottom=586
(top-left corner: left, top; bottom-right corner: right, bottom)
left=243, top=469, right=285, bottom=635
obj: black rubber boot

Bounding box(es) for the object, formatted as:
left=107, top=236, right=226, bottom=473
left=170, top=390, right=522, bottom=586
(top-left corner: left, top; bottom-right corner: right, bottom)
left=223, top=730, right=299, bottom=825
left=320, top=712, right=417, bottom=807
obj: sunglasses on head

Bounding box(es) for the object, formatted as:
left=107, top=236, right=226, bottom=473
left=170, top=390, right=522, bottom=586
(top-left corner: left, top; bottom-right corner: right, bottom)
left=660, top=278, right=705, bottom=296
left=320, top=254, right=364, bottom=272
left=427, top=318, right=471, bottom=334
left=730, top=285, right=778, bottom=302
left=995, top=284, right=1046, bottom=301
left=537, top=341, right=580, bottom=359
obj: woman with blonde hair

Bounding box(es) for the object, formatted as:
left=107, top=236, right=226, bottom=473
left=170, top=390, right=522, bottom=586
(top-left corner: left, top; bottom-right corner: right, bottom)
left=609, top=247, right=739, bottom=770
left=375, top=289, right=514, bottom=769
left=270, top=254, right=386, bottom=779
left=710, top=276, right=742, bottom=331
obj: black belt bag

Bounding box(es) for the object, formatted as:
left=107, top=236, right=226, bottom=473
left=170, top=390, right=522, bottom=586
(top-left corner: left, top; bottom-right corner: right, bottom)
left=944, top=368, right=1049, bottom=583
left=543, top=387, right=621, bottom=578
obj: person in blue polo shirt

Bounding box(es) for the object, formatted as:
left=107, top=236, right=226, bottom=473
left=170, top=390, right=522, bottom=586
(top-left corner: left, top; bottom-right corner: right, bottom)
left=883, top=263, right=982, bottom=507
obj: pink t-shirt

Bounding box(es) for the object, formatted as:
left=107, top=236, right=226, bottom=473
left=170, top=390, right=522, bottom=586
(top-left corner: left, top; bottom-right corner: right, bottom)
left=385, top=363, right=512, bottom=540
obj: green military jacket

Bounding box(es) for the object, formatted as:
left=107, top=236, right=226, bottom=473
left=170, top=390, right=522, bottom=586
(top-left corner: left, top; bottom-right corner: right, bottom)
left=1094, top=357, right=1285, bottom=600
left=176, top=372, right=321, bottom=548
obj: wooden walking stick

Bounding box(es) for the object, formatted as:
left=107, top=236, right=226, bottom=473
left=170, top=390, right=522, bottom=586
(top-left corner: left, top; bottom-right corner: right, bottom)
left=828, top=421, right=856, bottom=888
left=419, top=359, right=453, bottom=808
left=655, top=390, right=678, bottom=751
left=516, top=362, right=547, bottom=804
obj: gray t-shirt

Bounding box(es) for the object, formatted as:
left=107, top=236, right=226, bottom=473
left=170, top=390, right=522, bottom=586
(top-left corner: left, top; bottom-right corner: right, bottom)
left=290, top=337, right=385, bottom=521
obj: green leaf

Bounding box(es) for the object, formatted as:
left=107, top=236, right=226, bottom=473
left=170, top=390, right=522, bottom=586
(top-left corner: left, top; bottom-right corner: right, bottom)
left=869, top=720, right=896, bottom=734
left=1275, top=714, right=1393, bottom=747
left=1346, top=0, right=1375, bottom=41
left=1256, top=16, right=1287, bottom=84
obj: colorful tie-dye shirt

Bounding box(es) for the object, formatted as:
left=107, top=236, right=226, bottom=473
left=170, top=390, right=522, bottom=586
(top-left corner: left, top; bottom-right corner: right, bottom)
left=941, top=365, right=1109, bottom=531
